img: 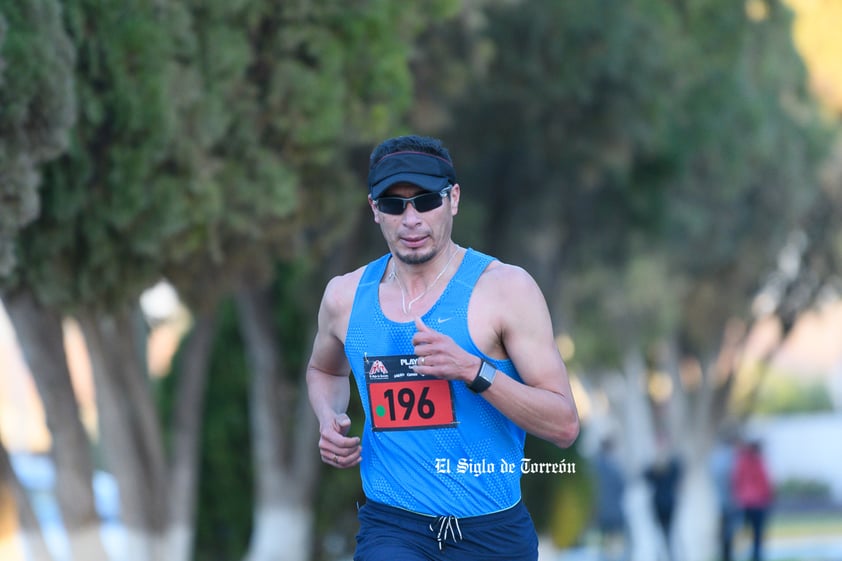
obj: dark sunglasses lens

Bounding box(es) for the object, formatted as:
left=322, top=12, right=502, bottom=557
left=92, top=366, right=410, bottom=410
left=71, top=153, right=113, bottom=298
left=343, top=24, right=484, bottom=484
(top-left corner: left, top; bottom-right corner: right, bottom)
left=377, top=192, right=445, bottom=214
left=412, top=193, right=444, bottom=212
left=377, top=198, right=406, bottom=215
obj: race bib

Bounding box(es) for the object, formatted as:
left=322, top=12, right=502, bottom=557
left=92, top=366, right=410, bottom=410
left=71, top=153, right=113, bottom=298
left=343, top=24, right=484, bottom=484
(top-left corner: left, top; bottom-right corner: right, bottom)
left=365, top=354, right=457, bottom=431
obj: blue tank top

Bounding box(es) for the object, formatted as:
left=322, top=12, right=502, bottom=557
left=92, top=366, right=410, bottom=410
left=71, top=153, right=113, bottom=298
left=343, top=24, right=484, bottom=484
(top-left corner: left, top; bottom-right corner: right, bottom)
left=344, top=248, right=526, bottom=517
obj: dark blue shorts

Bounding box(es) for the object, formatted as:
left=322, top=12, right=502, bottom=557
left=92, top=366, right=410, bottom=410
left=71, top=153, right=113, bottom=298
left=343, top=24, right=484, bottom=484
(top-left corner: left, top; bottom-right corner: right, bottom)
left=353, top=499, right=538, bottom=561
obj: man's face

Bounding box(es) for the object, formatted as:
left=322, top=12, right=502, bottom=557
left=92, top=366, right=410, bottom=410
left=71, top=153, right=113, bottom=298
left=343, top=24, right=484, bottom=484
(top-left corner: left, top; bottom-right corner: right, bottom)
left=369, top=182, right=460, bottom=265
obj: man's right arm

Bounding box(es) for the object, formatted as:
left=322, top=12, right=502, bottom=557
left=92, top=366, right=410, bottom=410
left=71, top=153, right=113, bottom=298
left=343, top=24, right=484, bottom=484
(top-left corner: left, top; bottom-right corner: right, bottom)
left=306, top=275, right=362, bottom=468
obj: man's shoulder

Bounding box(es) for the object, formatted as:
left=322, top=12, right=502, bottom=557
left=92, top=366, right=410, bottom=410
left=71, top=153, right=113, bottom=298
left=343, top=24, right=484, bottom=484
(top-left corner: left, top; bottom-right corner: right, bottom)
left=471, top=257, right=547, bottom=320
left=321, top=255, right=388, bottom=312
left=323, top=265, right=366, bottom=307
left=476, top=258, right=537, bottom=291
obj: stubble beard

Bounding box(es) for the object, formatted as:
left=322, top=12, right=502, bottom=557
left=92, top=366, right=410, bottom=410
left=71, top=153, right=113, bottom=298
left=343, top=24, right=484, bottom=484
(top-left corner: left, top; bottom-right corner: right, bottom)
left=395, top=248, right=436, bottom=265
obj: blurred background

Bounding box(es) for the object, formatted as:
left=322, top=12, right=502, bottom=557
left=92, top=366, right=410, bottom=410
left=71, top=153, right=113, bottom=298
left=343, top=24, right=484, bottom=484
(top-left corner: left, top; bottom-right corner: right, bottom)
left=1, top=1, right=841, bottom=560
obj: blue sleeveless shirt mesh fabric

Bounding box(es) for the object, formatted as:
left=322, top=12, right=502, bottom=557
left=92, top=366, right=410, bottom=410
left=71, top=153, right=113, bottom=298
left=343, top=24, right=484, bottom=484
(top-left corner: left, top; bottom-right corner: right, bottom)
left=344, top=248, right=526, bottom=517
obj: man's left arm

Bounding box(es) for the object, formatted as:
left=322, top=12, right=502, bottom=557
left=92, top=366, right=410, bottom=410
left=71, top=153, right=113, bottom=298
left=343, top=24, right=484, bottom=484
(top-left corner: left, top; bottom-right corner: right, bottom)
left=411, top=265, right=579, bottom=449
left=478, top=266, right=579, bottom=448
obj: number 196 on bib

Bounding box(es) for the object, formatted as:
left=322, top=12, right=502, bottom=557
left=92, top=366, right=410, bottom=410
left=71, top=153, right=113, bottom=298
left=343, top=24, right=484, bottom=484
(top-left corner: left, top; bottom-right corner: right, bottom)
left=369, top=380, right=456, bottom=431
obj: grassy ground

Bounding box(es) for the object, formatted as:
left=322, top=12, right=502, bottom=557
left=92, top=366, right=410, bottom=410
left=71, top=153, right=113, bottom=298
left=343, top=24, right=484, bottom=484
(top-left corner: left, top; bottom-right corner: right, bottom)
left=767, top=509, right=842, bottom=539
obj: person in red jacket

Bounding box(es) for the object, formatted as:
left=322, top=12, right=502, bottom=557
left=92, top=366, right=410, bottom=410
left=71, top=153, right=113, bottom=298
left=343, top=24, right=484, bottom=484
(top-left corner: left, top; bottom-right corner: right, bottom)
left=733, top=440, right=774, bottom=561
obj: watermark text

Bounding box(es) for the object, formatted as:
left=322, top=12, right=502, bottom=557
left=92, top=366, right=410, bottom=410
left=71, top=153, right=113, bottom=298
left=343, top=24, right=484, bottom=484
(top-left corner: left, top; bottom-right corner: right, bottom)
left=434, top=457, right=576, bottom=477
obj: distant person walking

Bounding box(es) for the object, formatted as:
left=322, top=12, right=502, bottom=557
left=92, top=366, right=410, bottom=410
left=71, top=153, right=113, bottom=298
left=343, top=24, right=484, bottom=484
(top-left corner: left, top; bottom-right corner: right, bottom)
left=733, top=440, right=773, bottom=561
left=593, top=437, right=628, bottom=561
left=709, top=433, right=740, bottom=561
left=644, top=443, right=682, bottom=561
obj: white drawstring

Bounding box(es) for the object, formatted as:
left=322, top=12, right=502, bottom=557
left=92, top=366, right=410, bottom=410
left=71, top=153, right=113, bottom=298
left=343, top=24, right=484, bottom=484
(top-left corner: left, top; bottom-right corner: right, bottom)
left=429, top=514, right=463, bottom=551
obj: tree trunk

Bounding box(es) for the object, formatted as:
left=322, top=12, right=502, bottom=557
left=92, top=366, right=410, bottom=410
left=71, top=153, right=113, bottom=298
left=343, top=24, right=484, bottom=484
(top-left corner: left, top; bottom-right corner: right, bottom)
left=0, top=439, right=53, bottom=561
left=236, top=286, right=319, bottom=561
left=674, top=455, right=717, bottom=561
left=166, top=312, right=216, bottom=561
left=670, top=347, right=717, bottom=561
left=616, top=346, right=662, bottom=561
left=3, top=288, right=108, bottom=561
left=76, top=307, right=168, bottom=561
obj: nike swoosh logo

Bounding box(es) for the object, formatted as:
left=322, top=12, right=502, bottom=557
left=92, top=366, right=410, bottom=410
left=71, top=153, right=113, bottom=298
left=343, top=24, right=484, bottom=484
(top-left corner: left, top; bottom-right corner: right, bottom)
left=437, top=317, right=452, bottom=324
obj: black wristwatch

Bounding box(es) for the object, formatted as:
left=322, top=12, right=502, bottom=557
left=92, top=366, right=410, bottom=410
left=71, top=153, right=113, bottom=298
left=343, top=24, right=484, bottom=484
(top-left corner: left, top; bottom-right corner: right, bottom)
left=468, top=360, right=497, bottom=393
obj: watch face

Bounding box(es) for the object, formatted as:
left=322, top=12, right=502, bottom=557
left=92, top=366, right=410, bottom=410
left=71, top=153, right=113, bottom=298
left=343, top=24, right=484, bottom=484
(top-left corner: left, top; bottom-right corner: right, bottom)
left=481, top=361, right=497, bottom=382
left=469, top=361, right=496, bottom=393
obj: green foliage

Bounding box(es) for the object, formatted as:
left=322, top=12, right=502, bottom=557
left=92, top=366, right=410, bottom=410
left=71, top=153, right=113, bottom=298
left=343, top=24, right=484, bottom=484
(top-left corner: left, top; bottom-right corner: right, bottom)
left=157, top=298, right=254, bottom=561
left=6, top=0, right=191, bottom=310
left=0, top=0, right=76, bottom=277
left=312, top=380, right=365, bottom=561
left=548, top=465, right=593, bottom=548
left=775, top=477, right=831, bottom=501
left=567, top=252, right=686, bottom=365
left=192, top=300, right=254, bottom=561
left=643, top=0, right=828, bottom=354
left=275, top=258, right=369, bottom=561
left=157, top=260, right=365, bottom=561
left=158, top=0, right=455, bottom=306
left=0, top=0, right=75, bottom=155
left=439, top=0, right=829, bottom=365
left=753, top=371, right=834, bottom=415
left=6, top=0, right=449, bottom=312
left=521, top=436, right=592, bottom=547
left=445, top=0, right=678, bottom=295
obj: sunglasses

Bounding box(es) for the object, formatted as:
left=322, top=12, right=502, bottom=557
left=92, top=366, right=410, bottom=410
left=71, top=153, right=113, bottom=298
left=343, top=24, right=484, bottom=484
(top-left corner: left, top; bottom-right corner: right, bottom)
left=374, top=187, right=452, bottom=215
